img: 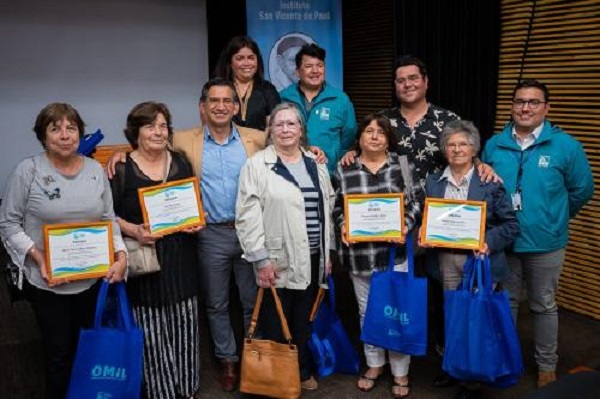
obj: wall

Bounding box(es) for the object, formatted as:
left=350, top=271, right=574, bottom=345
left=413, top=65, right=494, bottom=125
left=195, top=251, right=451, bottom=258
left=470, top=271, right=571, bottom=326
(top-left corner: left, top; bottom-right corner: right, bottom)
left=0, top=0, right=208, bottom=191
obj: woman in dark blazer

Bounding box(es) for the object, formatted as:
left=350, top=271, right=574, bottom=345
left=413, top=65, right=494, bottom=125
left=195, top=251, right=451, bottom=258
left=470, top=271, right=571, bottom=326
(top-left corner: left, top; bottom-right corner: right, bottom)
left=423, top=120, right=519, bottom=399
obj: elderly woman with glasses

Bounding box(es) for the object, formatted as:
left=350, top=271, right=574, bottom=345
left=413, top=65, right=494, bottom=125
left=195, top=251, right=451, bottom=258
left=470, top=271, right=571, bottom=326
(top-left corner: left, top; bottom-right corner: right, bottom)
left=421, top=120, right=519, bottom=399
left=235, top=102, right=335, bottom=391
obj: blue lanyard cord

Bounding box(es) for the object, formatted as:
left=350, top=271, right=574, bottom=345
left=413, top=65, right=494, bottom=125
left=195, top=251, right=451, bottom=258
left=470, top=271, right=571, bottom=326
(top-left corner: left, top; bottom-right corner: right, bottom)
left=513, top=146, right=537, bottom=191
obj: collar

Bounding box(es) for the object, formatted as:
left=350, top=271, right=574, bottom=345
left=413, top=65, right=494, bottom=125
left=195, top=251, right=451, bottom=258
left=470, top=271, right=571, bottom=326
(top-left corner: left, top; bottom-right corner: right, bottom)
left=203, top=124, right=240, bottom=144
left=511, top=121, right=543, bottom=143
left=264, top=145, right=314, bottom=165
left=438, top=165, right=475, bottom=186
left=297, top=81, right=326, bottom=101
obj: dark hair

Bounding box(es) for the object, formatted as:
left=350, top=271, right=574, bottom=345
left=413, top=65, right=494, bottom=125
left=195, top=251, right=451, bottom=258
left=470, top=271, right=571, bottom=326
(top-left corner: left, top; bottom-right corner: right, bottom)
left=33, top=103, right=85, bottom=148
left=355, top=114, right=399, bottom=154
left=212, top=36, right=265, bottom=82
left=123, top=101, right=173, bottom=149
left=512, top=79, right=550, bottom=102
left=199, top=77, right=239, bottom=103
left=295, top=43, right=326, bottom=69
left=393, top=55, right=428, bottom=79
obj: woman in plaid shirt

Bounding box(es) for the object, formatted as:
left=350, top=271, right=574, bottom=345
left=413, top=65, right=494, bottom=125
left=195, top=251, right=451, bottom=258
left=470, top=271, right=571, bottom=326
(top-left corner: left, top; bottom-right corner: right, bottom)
left=332, top=113, right=424, bottom=398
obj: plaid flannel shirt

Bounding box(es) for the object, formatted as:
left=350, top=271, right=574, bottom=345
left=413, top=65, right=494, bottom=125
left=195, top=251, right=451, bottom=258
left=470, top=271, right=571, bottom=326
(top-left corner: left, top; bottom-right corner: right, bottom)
left=332, top=153, right=424, bottom=275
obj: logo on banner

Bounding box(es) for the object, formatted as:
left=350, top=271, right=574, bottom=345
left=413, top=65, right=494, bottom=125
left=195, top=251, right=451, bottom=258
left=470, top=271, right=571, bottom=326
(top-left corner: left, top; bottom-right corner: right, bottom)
left=318, top=107, right=330, bottom=121
left=538, top=155, right=550, bottom=168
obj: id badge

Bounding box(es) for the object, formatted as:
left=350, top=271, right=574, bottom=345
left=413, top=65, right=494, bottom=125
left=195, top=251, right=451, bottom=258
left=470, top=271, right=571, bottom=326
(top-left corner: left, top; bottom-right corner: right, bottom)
left=511, top=192, right=522, bottom=211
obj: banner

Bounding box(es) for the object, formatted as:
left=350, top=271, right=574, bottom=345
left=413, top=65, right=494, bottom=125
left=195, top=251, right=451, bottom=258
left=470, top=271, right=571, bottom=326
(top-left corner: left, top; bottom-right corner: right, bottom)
left=247, top=0, right=343, bottom=92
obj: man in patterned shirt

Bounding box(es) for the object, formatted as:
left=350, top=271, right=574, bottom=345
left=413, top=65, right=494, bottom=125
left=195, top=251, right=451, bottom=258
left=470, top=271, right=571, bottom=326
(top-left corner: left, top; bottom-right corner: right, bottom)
left=379, top=56, right=459, bottom=186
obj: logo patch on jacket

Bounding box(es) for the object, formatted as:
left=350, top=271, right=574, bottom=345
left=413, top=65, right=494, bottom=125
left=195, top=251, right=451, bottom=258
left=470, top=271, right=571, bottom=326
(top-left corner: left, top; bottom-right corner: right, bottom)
left=538, top=155, right=550, bottom=168
left=317, top=107, right=330, bottom=121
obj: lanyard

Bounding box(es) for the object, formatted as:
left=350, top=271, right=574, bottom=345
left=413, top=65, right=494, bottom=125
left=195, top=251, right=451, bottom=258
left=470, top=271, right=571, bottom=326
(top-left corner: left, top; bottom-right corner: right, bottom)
left=513, top=146, right=538, bottom=192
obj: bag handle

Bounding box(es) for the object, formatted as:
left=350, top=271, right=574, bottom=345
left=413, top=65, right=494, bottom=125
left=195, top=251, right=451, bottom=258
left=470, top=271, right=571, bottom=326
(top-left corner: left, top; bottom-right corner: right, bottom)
left=94, top=281, right=133, bottom=330
left=386, top=234, right=415, bottom=278
left=247, top=286, right=293, bottom=343
left=309, top=287, right=326, bottom=322
left=309, top=275, right=338, bottom=322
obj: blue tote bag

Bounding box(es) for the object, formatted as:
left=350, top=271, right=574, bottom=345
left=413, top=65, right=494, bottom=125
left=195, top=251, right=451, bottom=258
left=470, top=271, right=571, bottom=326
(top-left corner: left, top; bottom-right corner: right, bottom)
left=360, top=235, right=428, bottom=356
left=308, top=275, right=361, bottom=377
left=67, top=281, right=143, bottom=399
left=443, top=255, right=523, bottom=385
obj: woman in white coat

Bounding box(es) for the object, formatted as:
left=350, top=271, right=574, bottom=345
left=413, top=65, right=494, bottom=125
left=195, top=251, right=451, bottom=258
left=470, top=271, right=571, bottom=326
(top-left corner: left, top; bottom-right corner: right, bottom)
left=235, top=102, right=335, bottom=391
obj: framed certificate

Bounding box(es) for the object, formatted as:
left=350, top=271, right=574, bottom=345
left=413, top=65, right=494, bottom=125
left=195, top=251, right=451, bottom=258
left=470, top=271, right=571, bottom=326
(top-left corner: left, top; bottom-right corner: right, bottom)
left=420, top=198, right=486, bottom=250
left=138, top=177, right=205, bottom=236
left=43, top=221, right=114, bottom=284
left=344, top=193, right=404, bottom=243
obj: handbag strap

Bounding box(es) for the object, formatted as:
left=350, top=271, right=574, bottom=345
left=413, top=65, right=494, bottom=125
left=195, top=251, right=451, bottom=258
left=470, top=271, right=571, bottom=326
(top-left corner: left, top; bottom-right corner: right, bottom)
left=308, top=274, right=338, bottom=322
left=247, top=286, right=293, bottom=343
left=386, top=234, right=415, bottom=278
left=309, top=287, right=325, bottom=322
left=162, top=151, right=171, bottom=184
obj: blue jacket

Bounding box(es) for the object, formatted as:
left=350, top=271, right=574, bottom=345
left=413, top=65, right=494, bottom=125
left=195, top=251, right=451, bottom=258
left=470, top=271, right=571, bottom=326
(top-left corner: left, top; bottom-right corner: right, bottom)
left=280, top=82, right=357, bottom=173
left=425, top=171, right=520, bottom=281
left=482, top=121, right=594, bottom=253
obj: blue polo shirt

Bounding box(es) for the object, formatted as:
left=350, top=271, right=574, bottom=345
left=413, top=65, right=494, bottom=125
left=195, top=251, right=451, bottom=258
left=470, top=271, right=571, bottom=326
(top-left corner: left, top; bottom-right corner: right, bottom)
left=201, top=125, right=247, bottom=223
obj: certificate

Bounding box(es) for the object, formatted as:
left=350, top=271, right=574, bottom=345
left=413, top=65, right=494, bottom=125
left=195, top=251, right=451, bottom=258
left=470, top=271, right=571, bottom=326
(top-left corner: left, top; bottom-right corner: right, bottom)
left=420, top=199, right=486, bottom=250
left=344, top=193, right=404, bottom=243
left=44, top=221, right=114, bottom=284
left=138, top=177, right=205, bottom=236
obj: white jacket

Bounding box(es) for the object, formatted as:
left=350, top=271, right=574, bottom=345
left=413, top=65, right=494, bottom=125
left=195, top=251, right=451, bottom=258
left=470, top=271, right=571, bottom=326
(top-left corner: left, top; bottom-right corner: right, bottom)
left=235, top=145, right=335, bottom=289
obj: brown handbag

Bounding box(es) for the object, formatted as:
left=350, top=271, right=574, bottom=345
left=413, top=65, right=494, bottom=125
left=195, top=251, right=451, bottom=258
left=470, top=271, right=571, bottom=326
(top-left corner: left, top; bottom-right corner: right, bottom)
left=239, top=286, right=301, bottom=399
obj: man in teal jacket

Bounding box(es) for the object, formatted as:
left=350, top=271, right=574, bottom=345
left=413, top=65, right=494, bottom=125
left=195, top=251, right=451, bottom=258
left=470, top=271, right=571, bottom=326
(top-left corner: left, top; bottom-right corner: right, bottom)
left=482, top=79, right=594, bottom=389
left=280, top=43, right=357, bottom=173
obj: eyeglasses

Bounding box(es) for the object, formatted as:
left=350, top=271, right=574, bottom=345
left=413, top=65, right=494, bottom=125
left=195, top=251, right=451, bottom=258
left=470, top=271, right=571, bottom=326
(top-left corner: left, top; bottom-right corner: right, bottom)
left=446, top=143, right=472, bottom=151
left=363, top=128, right=386, bottom=137
left=206, top=97, right=235, bottom=106
left=273, top=121, right=300, bottom=131
left=394, top=74, right=421, bottom=86
left=512, top=99, right=546, bottom=110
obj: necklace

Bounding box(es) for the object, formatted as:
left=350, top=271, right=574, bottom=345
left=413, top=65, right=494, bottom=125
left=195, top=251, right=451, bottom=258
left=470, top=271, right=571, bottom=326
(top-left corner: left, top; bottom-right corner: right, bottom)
left=234, top=80, right=254, bottom=122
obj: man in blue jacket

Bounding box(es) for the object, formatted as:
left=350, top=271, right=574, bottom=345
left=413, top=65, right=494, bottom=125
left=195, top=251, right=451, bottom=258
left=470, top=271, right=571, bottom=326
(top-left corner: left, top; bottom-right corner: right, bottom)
left=280, top=43, right=357, bottom=173
left=482, top=79, right=594, bottom=388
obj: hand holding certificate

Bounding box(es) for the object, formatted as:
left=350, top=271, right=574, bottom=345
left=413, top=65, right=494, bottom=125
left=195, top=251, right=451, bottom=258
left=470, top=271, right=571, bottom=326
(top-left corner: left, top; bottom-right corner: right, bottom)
left=344, top=193, right=404, bottom=243
left=138, top=177, right=205, bottom=236
left=420, top=199, right=486, bottom=250
left=44, top=221, right=114, bottom=284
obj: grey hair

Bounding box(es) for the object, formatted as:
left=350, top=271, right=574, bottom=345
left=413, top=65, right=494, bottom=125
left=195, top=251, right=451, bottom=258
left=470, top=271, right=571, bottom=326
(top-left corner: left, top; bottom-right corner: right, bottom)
left=266, top=102, right=308, bottom=147
left=440, top=120, right=481, bottom=154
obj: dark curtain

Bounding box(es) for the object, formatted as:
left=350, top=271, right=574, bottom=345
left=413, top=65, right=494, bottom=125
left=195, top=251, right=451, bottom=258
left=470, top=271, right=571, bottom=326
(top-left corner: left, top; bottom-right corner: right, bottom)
left=395, top=0, right=501, bottom=142
left=206, top=0, right=247, bottom=77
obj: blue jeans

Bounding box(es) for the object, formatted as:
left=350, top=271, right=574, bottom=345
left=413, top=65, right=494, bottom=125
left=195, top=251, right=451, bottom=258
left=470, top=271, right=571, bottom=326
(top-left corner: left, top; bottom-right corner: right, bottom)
left=504, top=249, right=565, bottom=372
left=197, top=224, right=257, bottom=362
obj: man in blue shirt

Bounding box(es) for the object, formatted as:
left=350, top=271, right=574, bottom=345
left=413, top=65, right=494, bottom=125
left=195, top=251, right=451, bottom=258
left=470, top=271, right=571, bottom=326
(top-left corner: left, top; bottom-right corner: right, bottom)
left=482, top=79, right=594, bottom=388
left=174, top=78, right=266, bottom=392
left=280, top=43, right=357, bottom=173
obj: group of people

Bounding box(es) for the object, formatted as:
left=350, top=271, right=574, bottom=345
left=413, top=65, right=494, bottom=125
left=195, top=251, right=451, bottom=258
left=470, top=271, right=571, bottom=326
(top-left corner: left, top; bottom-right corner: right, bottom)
left=0, top=33, right=594, bottom=399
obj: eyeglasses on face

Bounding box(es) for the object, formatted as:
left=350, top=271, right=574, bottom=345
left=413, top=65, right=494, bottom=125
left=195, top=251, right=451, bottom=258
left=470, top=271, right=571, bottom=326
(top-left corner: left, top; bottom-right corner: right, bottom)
left=394, top=74, right=421, bottom=86
left=512, top=99, right=546, bottom=110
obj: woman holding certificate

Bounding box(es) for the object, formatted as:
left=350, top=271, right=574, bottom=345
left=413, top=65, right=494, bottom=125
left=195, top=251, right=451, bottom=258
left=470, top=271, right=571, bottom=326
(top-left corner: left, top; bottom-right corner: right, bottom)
left=111, top=102, right=201, bottom=399
left=332, top=113, right=424, bottom=398
left=235, top=102, right=335, bottom=391
left=0, top=103, right=127, bottom=399
left=422, top=120, right=519, bottom=398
